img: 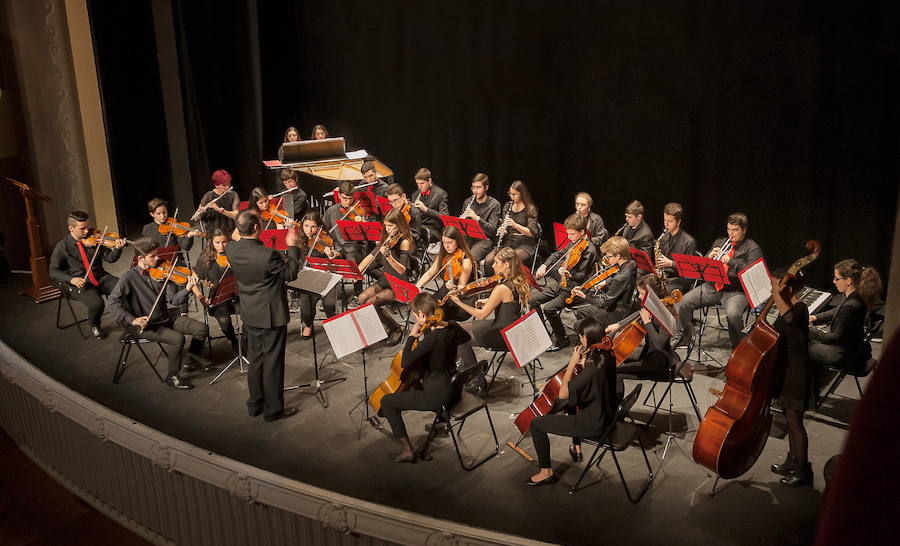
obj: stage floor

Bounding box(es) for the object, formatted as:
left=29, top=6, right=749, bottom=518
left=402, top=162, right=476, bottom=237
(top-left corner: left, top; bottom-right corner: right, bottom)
left=1, top=260, right=868, bottom=545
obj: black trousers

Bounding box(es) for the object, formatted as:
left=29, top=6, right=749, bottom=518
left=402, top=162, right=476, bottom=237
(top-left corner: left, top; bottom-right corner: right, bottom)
left=138, top=313, right=208, bottom=374
left=210, top=302, right=244, bottom=348
left=245, top=324, right=287, bottom=418
left=67, top=274, right=118, bottom=327
left=381, top=373, right=450, bottom=438
left=531, top=413, right=585, bottom=469
left=298, top=287, right=338, bottom=328
left=469, top=239, right=494, bottom=262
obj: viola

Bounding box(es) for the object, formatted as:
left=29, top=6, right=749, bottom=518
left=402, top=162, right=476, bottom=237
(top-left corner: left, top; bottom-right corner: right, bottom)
left=148, top=262, right=214, bottom=288
left=565, top=263, right=620, bottom=304
left=216, top=254, right=230, bottom=268
left=82, top=230, right=132, bottom=248
left=610, top=290, right=683, bottom=364
left=514, top=337, right=614, bottom=434
left=439, top=273, right=504, bottom=306
left=370, top=309, right=445, bottom=412
left=560, top=238, right=588, bottom=288
left=693, top=241, right=820, bottom=479
left=441, top=249, right=464, bottom=282
left=158, top=218, right=204, bottom=238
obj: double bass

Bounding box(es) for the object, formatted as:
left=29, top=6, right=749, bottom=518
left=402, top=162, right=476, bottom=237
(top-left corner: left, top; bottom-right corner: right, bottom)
left=692, top=241, right=820, bottom=479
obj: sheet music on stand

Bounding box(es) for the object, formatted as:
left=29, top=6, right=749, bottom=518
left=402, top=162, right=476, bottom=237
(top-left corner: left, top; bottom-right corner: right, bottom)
left=208, top=275, right=238, bottom=307
left=737, top=257, right=771, bottom=309
left=260, top=229, right=290, bottom=251
left=629, top=246, right=655, bottom=274
left=337, top=220, right=383, bottom=242
left=440, top=215, right=486, bottom=239
left=287, top=267, right=342, bottom=297
left=642, top=289, right=677, bottom=336
left=306, top=257, right=364, bottom=281
left=376, top=196, right=392, bottom=216
left=672, top=253, right=729, bottom=286
left=501, top=309, right=552, bottom=368
left=322, top=303, right=387, bottom=359
left=552, top=222, right=568, bottom=251
left=520, top=265, right=541, bottom=290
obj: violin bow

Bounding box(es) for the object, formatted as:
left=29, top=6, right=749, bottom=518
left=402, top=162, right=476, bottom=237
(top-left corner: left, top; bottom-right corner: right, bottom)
left=164, top=208, right=178, bottom=247
left=304, top=226, right=325, bottom=264
left=328, top=199, right=363, bottom=233
left=82, top=225, right=109, bottom=285
left=142, top=256, right=179, bottom=333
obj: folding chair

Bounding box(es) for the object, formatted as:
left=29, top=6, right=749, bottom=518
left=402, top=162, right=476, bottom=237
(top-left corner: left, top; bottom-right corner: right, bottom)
left=54, top=282, right=89, bottom=339
left=816, top=342, right=876, bottom=410
left=112, top=329, right=168, bottom=384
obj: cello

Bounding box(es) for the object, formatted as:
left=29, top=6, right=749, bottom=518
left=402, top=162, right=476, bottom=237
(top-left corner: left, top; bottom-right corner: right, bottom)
left=692, top=241, right=820, bottom=479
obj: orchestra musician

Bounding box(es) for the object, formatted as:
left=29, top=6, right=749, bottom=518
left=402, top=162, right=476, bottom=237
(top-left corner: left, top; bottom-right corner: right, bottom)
left=526, top=316, right=617, bottom=487
left=361, top=161, right=390, bottom=197
left=483, top=180, right=540, bottom=274
left=615, top=200, right=654, bottom=257
left=768, top=269, right=815, bottom=487
left=323, top=181, right=374, bottom=295
left=311, top=124, right=328, bottom=139
left=296, top=211, right=340, bottom=339
left=531, top=214, right=598, bottom=351
left=192, top=229, right=243, bottom=354
left=409, top=167, right=450, bottom=247
left=356, top=209, right=416, bottom=346
left=385, top=183, right=423, bottom=247
left=574, top=192, right=609, bottom=247
left=225, top=209, right=301, bottom=422
left=277, top=126, right=301, bottom=162
left=49, top=210, right=125, bottom=339
left=142, top=198, right=197, bottom=252
left=197, top=169, right=239, bottom=235
left=653, top=202, right=697, bottom=294
left=274, top=169, right=308, bottom=221
left=569, top=235, right=638, bottom=327
left=459, top=172, right=502, bottom=262
left=452, top=247, right=531, bottom=372
left=107, top=238, right=211, bottom=390
left=808, top=259, right=882, bottom=371
left=415, top=226, right=475, bottom=321
left=675, top=212, right=763, bottom=349
left=379, top=293, right=470, bottom=463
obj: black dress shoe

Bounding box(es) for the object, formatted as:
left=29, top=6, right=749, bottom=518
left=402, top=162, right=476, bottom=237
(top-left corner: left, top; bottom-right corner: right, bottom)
left=780, top=463, right=813, bottom=487
left=181, top=361, right=200, bottom=373
left=771, top=458, right=797, bottom=476
left=547, top=338, right=569, bottom=352
left=91, top=326, right=105, bottom=340
left=569, top=445, right=583, bottom=463
left=264, top=407, right=298, bottom=422
left=184, top=355, right=217, bottom=373
left=248, top=407, right=263, bottom=417
left=166, top=374, right=194, bottom=390
left=525, top=473, right=560, bottom=486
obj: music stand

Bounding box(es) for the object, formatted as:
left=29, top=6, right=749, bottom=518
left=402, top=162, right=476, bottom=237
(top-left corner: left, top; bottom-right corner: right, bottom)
left=337, top=220, right=382, bottom=244
left=376, top=196, right=392, bottom=216
left=209, top=277, right=248, bottom=385
left=330, top=189, right=379, bottom=218
left=552, top=222, right=568, bottom=251
left=5, top=178, right=58, bottom=302
left=260, top=229, right=290, bottom=251
left=672, top=253, right=729, bottom=367
left=629, top=246, right=656, bottom=274
left=307, top=257, right=363, bottom=313
left=439, top=215, right=486, bottom=240
left=284, top=269, right=347, bottom=407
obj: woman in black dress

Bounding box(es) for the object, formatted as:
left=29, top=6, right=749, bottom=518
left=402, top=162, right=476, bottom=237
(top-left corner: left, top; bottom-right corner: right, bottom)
left=296, top=211, right=340, bottom=339
left=416, top=226, right=475, bottom=321
left=526, top=316, right=618, bottom=486
left=380, top=293, right=470, bottom=463
left=192, top=229, right=241, bottom=353
left=483, top=180, right=539, bottom=273
left=769, top=271, right=815, bottom=486
left=197, top=170, right=239, bottom=237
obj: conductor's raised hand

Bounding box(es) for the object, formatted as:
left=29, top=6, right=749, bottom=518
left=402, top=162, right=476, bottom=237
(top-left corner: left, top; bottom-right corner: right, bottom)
left=284, top=226, right=299, bottom=247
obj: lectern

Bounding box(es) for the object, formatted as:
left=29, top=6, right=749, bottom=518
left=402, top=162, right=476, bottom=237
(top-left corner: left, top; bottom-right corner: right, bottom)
left=5, top=177, right=59, bottom=303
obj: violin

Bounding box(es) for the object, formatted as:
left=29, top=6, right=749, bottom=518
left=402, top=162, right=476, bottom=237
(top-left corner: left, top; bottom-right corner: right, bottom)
left=370, top=309, right=445, bottom=412
left=82, top=230, right=132, bottom=248
left=147, top=262, right=214, bottom=288
left=439, top=273, right=503, bottom=306
left=216, top=254, right=230, bottom=268
left=693, top=241, right=820, bottom=479
left=565, top=262, right=621, bottom=304
left=610, top=290, right=683, bottom=365
left=340, top=200, right=367, bottom=222
left=358, top=231, right=403, bottom=275
left=261, top=203, right=297, bottom=227
left=306, top=232, right=335, bottom=254
left=158, top=218, right=204, bottom=238
left=560, top=238, right=588, bottom=288
left=514, top=337, right=614, bottom=434
left=401, top=203, right=412, bottom=224
left=441, top=249, right=464, bottom=282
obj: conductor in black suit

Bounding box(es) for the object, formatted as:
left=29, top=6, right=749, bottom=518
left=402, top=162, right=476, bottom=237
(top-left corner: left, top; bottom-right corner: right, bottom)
left=225, top=209, right=301, bottom=421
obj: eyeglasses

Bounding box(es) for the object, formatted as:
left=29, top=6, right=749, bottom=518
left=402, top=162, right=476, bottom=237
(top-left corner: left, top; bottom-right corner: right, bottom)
left=833, top=276, right=848, bottom=281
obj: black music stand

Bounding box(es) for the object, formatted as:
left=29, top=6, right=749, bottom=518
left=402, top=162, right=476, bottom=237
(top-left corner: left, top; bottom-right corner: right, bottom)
left=672, top=253, right=729, bottom=367
left=284, top=269, right=347, bottom=407
left=209, top=277, right=247, bottom=385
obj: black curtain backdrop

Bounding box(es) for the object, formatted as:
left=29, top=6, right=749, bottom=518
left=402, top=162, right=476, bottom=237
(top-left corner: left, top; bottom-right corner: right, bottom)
left=94, top=1, right=899, bottom=288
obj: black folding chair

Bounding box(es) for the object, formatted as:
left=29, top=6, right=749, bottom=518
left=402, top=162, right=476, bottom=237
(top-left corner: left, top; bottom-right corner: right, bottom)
left=54, top=282, right=90, bottom=339
left=112, top=329, right=168, bottom=384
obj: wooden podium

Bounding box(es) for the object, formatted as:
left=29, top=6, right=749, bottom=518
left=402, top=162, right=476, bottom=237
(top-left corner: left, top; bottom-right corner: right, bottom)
left=5, top=178, right=59, bottom=303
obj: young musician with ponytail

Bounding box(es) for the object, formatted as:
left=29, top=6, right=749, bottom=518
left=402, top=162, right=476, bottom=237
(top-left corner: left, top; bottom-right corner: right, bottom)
left=416, top=225, right=475, bottom=321
left=483, top=180, right=540, bottom=274
left=193, top=229, right=241, bottom=353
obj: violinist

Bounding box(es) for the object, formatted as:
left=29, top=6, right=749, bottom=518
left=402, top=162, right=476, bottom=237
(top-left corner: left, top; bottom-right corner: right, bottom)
left=385, top=183, right=423, bottom=247
left=415, top=226, right=475, bottom=321
left=196, top=169, right=239, bottom=235
left=277, top=126, right=301, bottom=162
left=526, top=316, right=617, bottom=486
left=274, top=169, right=308, bottom=221
left=323, top=181, right=373, bottom=295
left=615, top=200, right=654, bottom=257
left=361, top=161, right=390, bottom=197
left=531, top=214, right=598, bottom=351
left=653, top=202, right=697, bottom=294
left=452, top=247, right=531, bottom=373
left=410, top=167, right=450, bottom=247
left=569, top=236, right=637, bottom=327
left=379, top=293, right=470, bottom=463
left=356, top=209, right=416, bottom=346
left=311, top=124, right=328, bottom=140
left=107, top=238, right=212, bottom=390
left=142, top=198, right=197, bottom=252
left=675, top=212, right=763, bottom=349
left=483, top=180, right=539, bottom=275
left=296, top=211, right=340, bottom=339
left=574, top=192, right=609, bottom=247
left=49, top=210, right=125, bottom=339
left=192, top=229, right=242, bottom=354
left=248, top=187, right=278, bottom=230
left=459, top=173, right=502, bottom=261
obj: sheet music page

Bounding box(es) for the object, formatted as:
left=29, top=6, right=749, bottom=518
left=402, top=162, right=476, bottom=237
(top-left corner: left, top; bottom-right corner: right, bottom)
left=346, top=149, right=368, bottom=159
left=353, top=303, right=388, bottom=346
left=642, top=290, right=677, bottom=336
left=288, top=268, right=342, bottom=297
left=322, top=313, right=364, bottom=359
left=502, top=310, right=552, bottom=367
left=738, top=258, right=771, bottom=309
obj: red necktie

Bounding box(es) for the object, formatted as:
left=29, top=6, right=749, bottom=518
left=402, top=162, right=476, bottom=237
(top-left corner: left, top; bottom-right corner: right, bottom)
left=76, top=241, right=100, bottom=286
left=421, top=191, right=430, bottom=197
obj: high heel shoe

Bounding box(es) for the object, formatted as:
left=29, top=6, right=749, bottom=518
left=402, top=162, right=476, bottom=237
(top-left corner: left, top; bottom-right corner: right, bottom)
left=569, top=445, right=583, bottom=463
left=771, top=457, right=797, bottom=476
left=780, top=462, right=813, bottom=487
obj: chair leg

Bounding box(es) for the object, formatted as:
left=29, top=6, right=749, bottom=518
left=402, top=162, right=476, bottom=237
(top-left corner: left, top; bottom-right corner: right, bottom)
left=854, top=376, right=863, bottom=398
left=449, top=405, right=499, bottom=471
left=569, top=444, right=608, bottom=494
left=136, top=343, right=167, bottom=383
left=642, top=381, right=659, bottom=407
left=816, top=370, right=846, bottom=410
left=683, top=381, right=703, bottom=422
left=56, top=292, right=89, bottom=339
left=486, top=351, right=506, bottom=394
left=645, top=382, right=675, bottom=427
left=611, top=437, right=653, bottom=504
left=417, top=413, right=442, bottom=460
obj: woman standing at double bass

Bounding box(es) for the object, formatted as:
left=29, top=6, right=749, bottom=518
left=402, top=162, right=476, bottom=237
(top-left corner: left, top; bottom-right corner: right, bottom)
left=526, top=316, right=618, bottom=486
left=415, top=226, right=475, bottom=321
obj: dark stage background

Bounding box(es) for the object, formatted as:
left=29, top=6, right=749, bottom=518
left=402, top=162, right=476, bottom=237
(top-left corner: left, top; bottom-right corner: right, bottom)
left=89, top=0, right=899, bottom=289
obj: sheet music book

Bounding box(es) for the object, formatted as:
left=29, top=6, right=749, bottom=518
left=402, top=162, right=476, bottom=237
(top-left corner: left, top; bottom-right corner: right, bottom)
left=738, top=258, right=772, bottom=309
left=346, top=149, right=368, bottom=160
left=287, top=267, right=342, bottom=297
left=501, top=310, right=552, bottom=368
left=642, top=289, right=677, bottom=336
left=440, top=215, right=486, bottom=239
left=322, top=303, right=387, bottom=359
left=384, top=273, right=420, bottom=303
left=629, top=246, right=655, bottom=274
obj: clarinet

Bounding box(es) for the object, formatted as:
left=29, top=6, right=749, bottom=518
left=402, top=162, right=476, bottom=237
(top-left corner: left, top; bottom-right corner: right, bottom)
left=614, top=222, right=628, bottom=237
left=494, top=206, right=512, bottom=253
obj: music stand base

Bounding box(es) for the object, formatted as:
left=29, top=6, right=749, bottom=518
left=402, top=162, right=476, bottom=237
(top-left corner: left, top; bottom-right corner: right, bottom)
left=285, top=377, right=347, bottom=408
left=210, top=354, right=249, bottom=385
